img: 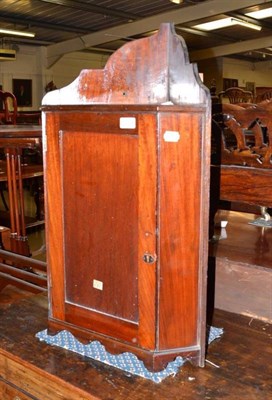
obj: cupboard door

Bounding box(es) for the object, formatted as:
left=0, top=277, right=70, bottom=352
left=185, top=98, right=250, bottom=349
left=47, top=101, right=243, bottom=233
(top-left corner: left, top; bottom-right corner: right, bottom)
left=45, top=112, right=157, bottom=348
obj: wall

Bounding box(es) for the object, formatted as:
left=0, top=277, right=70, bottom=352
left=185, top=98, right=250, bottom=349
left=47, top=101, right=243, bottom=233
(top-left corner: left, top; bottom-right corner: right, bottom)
left=223, top=57, right=272, bottom=89
left=0, top=45, right=110, bottom=110
left=48, top=51, right=110, bottom=92
left=0, top=46, right=43, bottom=111
left=198, top=56, right=272, bottom=95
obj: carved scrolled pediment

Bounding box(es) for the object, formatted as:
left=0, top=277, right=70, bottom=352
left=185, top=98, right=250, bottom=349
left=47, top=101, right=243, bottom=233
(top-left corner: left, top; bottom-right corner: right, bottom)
left=43, top=23, right=209, bottom=106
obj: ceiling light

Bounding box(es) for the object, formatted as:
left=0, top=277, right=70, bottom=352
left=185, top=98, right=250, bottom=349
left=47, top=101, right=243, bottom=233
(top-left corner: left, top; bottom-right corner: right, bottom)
left=169, top=0, right=183, bottom=4
left=231, top=18, right=262, bottom=31
left=194, top=18, right=233, bottom=31
left=0, top=28, right=35, bottom=38
left=246, top=7, right=272, bottom=20
left=194, top=17, right=261, bottom=31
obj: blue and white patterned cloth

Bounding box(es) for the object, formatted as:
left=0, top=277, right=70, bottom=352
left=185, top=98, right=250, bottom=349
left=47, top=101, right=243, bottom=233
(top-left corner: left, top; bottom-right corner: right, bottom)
left=36, top=326, right=223, bottom=383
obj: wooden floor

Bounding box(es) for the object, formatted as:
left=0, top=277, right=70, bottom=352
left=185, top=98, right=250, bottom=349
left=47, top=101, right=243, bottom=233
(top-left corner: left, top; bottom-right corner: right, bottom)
left=0, top=286, right=271, bottom=399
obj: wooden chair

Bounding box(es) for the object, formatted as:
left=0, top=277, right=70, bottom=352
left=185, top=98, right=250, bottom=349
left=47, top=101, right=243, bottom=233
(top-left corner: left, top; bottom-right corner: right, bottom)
left=0, top=110, right=45, bottom=295
left=0, top=147, right=32, bottom=256
left=218, top=87, right=253, bottom=104
left=0, top=90, right=17, bottom=124
left=0, top=148, right=46, bottom=294
left=0, top=248, right=47, bottom=293
left=255, top=89, right=272, bottom=103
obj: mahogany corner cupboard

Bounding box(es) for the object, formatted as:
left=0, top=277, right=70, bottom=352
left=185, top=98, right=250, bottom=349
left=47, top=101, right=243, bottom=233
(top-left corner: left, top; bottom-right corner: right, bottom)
left=41, top=23, right=211, bottom=372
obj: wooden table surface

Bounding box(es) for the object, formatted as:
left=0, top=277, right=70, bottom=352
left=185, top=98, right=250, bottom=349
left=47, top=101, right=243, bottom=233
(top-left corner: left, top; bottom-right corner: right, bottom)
left=211, top=210, right=272, bottom=270
left=0, top=292, right=271, bottom=399
left=0, top=124, right=41, bottom=136
left=0, top=124, right=42, bottom=148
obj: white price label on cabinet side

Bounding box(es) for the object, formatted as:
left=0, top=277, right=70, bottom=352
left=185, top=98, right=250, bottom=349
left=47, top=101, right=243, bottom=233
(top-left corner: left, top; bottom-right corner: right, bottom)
left=93, top=279, right=103, bottom=290
left=119, top=117, right=136, bottom=129
left=163, top=130, right=180, bottom=142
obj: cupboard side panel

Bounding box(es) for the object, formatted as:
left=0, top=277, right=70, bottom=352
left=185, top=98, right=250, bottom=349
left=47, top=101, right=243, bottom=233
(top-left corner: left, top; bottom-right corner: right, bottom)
left=158, top=112, right=202, bottom=349
left=43, top=112, right=65, bottom=320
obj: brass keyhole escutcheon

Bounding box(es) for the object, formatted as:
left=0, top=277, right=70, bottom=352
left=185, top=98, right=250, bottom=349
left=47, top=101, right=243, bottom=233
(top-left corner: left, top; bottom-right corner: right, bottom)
left=143, top=253, right=156, bottom=264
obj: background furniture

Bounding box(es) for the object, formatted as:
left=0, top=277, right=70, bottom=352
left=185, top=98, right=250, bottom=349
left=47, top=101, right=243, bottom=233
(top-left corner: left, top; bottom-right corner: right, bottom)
left=255, top=88, right=272, bottom=103
left=0, top=90, right=17, bottom=124
left=0, top=125, right=44, bottom=242
left=42, top=23, right=211, bottom=371
left=0, top=89, right=41, bottom=125
left=0, top=125, right=45, bottom=293
left=211, top=100, right=272, bottom=227
left=218, top=87, right=254, bottom=104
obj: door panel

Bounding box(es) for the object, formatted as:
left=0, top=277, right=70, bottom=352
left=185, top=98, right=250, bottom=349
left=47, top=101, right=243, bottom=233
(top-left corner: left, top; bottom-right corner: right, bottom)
left=62, top=131, right=139, bottom=322
left=46, top=112, right=157, bottom=347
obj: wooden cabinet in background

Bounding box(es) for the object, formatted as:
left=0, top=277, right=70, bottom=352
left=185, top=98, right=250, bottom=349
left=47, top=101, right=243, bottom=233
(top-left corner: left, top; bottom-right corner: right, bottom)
left=42, top=24, right=211, bottom=372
